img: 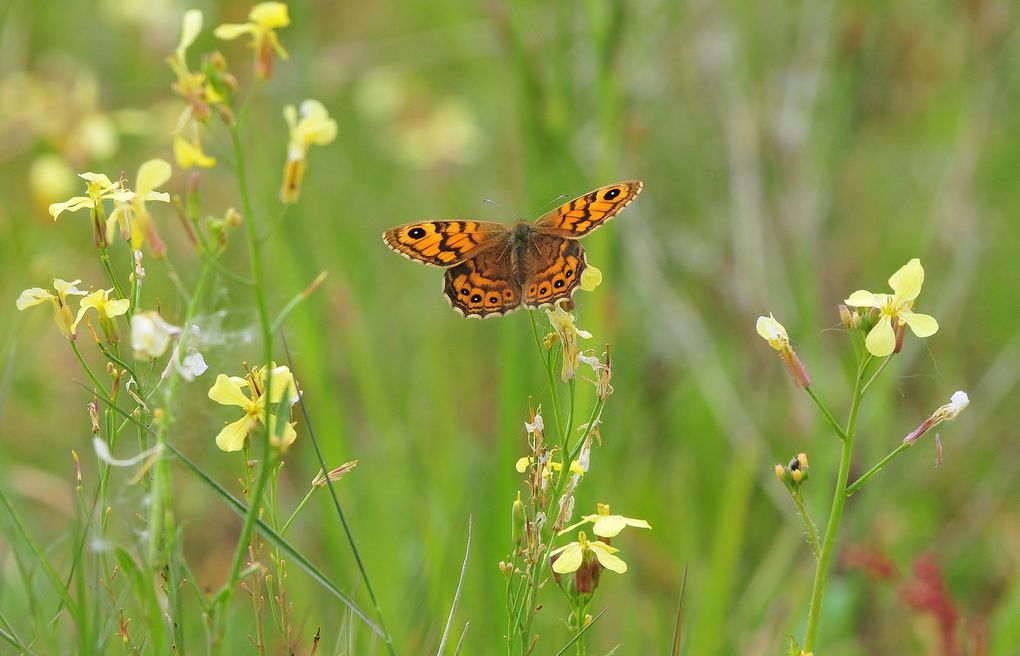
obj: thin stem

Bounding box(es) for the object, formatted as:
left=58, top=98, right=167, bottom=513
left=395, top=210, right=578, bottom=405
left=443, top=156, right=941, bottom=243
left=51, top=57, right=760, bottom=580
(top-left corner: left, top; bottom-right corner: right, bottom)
left=845, top=442, right=912, bottom=498
left=861, top=355, right=892, bottom=397
left=528, top=311, right=564, bottom=446
left=805, top=386, right=848, bottom=440
left=70, top=341, right=105, bottom=392
left=803, top=362, right=867, bottom=651
left=790, top=492, right=821, bottom=559
left=217, top=123, right=276, bottom=625
left=99, top=246, right=128, bottom=302
left=279, top=487, right=316, bottom=536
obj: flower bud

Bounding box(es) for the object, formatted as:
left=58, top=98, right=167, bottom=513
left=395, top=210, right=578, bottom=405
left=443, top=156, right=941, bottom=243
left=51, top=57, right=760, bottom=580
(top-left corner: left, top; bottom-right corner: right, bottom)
left=512, top=492, right=526, bottom=546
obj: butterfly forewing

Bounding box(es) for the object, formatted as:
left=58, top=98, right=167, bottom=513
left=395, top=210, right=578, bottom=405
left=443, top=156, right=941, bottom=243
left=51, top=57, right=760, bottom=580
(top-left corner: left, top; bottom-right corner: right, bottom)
left=534, top=181, right=643, bottom=238
left=382, top=220, right=507, bottom=267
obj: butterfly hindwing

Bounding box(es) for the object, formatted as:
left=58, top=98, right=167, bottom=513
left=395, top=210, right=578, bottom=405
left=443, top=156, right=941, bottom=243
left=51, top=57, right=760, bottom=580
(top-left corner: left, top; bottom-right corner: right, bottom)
left=521, top=234, right=587, bottom=309
left=534, top=181, right=643, bottom=238
left=443, top=245, right=522, bottom=318
left=383, top=220, right=507, bottom=267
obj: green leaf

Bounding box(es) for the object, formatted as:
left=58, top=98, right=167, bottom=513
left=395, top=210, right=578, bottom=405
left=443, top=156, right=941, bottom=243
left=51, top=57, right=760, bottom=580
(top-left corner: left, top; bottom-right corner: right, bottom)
left=115, top=547, right=170, bottom=651
left=786, top=635, right=802, bottom=656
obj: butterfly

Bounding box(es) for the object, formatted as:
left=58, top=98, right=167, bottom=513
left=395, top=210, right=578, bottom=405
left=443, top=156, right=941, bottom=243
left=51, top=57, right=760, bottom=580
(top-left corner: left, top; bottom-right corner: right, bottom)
left=383, top=181, right=643, bottom=318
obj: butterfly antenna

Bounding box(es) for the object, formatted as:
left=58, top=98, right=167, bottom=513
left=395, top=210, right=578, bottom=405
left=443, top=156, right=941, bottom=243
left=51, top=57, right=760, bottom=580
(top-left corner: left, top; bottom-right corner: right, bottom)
left=482, top=197, right=518, bottom=221
left=538, top=193, right=569, bottom=212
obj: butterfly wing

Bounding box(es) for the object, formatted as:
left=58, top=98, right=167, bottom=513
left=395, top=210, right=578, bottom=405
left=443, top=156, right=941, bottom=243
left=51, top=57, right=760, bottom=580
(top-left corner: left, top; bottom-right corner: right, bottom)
left=383, top=220, right=508, bottom=267
left=521, top=234, right=588, bottom=309
left=443, top=245, right=522, bottom=318
left=533, top=181, right=643, bottom=238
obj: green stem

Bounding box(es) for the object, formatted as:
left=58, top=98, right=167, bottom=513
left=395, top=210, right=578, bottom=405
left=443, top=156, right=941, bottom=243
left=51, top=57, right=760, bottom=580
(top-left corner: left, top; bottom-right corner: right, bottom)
left=861, top=355, right=892, bottom=397
left=70, top=341, right=105, bottom=392
left=805, top=386, right=848, bottom=440
left=790, top=492, right=821, bottom=559
left=844, top=442, right=912, bottom=498
left=280, top=487, right=316, bottom=536
left=528, top=311, right=564, bottom=447
left=803, top=363, right=867, bottom=650
left=213, top=123, right=277, bottom=638
left=99, top=246, right=128, bottom=303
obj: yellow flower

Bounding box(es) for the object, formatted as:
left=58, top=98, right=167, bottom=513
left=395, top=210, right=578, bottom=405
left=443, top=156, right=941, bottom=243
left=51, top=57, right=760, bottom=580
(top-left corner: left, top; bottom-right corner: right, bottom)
left=107, top=159, right=172, bottom=256
left=73, top=289, right=131, bottom=343
left=208, top=364, right=299, bottom=452
left=48, top=172, right=134, bottom=220
left=174, top=135, right=216, bottom=169
left=280, top=99, right=338, bottom=203
left=755, top=313, right=812, bottom=388
left=845, top=258, right=939, bottom=357
left=551, top=531, right=627, bottom=574
left=515, top=456, right=585, bottom=477
left=214, top=2, right=290, bottom=78
left=545, top=301, right=592, bottom=382
left=16, top=278, right=88, bottom=339
left=579, top=264, right=602, bottom=292
left=573, top=503, right=651, bottom=538
left=756, top=313, right=790, bottom=351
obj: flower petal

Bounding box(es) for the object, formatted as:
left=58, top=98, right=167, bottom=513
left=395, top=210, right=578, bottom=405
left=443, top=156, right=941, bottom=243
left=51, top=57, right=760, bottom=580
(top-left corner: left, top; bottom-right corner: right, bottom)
left=515, top=457, right=531, bottom=473
left=579, top=265, right=602, bottom=292
left=16, top=288, right=52, bottom=310
left=900, top=311, right=938, bottom=338
left=213, top=23, right=253, bottom=40
left=592, top=515, right=628, bottom=537
left=551, top=543, right=583, bottom=574
left=103, top=298, right=130, bottom=318
left=215, top=415, right=253, bottom=452
left=208, top=374, right=251, bottom=407
left=177, top=9, right=203, bottom=53
left=48, top=196, right=92, bottom=219
left=889, top=258, right=924, bottom=306
left=136, top=159, right=172, bottom=196
left=844, top=290, right=884, bottom=309
left=590, top=542, right=628, bottom=573
left=251, top=1, right=290, bottom=28
left=865, top=316, right=896, bottom=357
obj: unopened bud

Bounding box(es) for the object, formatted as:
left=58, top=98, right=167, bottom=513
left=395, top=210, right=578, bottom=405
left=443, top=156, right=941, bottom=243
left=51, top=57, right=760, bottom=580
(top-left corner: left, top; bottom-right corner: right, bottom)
left=512, top=492, right=526, bottom=546
left=838, top=304, right=859, bottom=329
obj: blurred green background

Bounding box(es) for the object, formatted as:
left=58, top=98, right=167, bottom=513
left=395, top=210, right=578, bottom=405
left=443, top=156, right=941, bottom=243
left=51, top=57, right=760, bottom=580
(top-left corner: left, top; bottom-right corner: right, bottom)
left=2, top=0, right=1019, bottom=653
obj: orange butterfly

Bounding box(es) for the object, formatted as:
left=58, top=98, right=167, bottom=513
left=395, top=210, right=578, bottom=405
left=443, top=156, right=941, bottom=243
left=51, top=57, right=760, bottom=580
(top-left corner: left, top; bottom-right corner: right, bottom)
left=383, top=181, right=643, bottom=318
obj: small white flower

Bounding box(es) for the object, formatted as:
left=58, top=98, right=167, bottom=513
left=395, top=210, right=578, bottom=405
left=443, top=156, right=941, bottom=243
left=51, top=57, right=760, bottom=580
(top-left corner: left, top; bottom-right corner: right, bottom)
left=131, top=311, right=181, bottom=359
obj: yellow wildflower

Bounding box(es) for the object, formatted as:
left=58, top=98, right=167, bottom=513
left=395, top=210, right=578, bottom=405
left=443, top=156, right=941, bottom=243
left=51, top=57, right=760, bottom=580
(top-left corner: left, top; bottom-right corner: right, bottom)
left=107, top=159, right=172, bottom=256
left=571, top=503, right=651, bottom=538
left=73, top=289, right=130, bottom=343
left=208, top=364, right=299, bottom=452
left=579, top=264, right=602, bottom=292
left=280, top=99, right=337, bottom=203
left=551, top=531, right=627, bottom=575
left=545, top=300, right=592, bottom=382
left=515, top=456, right=585, bottom=477
left=174, top=134, right=216, bottom=169
left=756, top=313, right=811, bottom=388
left=49, top=172, right=135, bottom=247
left=16, top=278, right=88, bottom=339
left=214, top=2, right=290, bottom=78
left=844, top=258, right=939, bottom=357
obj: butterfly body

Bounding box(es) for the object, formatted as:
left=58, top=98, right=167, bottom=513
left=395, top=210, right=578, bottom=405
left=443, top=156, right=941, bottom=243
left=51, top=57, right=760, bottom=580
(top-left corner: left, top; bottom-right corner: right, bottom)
left=384, top=181, right=642, bottom=318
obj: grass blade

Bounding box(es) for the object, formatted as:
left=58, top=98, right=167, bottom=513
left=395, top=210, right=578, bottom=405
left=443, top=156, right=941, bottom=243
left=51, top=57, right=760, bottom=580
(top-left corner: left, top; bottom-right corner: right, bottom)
left=165, top=443, right=386, bottom=640
left=671, top=565, right=689, bottom=656
left=437, top=516, right=472, bottom=655
left=0, top=487, right=79, bottom=619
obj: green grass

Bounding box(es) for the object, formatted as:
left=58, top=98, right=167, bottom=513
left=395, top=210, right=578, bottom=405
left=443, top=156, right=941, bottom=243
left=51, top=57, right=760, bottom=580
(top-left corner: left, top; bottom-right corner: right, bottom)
left=1, top=0, right=1018, bottom=653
